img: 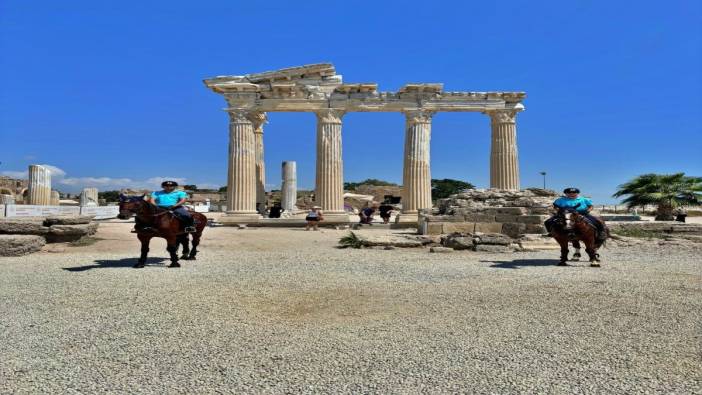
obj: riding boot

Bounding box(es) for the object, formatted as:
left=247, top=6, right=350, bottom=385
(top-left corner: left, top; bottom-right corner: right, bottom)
left=184, top=217, right=196, bottom=233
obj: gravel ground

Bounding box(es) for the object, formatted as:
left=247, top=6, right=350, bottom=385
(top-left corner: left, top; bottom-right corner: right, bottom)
left=1, top=222, right=700, bottom=394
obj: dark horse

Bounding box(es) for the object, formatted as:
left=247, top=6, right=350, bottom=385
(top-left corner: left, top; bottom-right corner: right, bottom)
left=550, top=208, right=607, bottom=267
left=118, top=195, right=207, bottom=268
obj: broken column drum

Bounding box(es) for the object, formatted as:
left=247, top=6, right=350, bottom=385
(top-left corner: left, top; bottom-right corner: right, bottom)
left=27, top=165, right=52, bottom=206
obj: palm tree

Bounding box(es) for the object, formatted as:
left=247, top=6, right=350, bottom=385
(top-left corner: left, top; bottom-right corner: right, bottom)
left=612, top=173, right=702, bottom=220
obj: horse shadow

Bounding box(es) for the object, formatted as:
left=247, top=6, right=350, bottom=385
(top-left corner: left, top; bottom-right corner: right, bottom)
left=62, top=257, right=170, bottom=272
left=480, top=259, right=561, bottom=269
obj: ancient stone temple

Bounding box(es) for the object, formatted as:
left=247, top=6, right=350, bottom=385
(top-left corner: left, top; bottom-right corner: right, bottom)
left=80, top=188, right=99, bottom=207
left=204, top=63, right=526, bottom=224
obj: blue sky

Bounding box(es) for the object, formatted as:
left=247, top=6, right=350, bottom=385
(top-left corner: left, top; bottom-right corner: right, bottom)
left=1, top=1, right=700, bottom=203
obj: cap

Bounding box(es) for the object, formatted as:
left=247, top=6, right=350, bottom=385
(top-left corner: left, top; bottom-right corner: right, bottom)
left=162, top=180, right=178, bottom=187
left=563, top=187, right=580, bottom=194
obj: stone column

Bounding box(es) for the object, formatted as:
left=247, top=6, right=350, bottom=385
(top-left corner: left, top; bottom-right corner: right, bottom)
left=281, top=161, right=297, bottom=213
left=399, top=110, right=434, bottom=220
left=50, top=191, right=60, bottom=206
left=315, top=109, right=346, bottom=220
left=250, top=112, right=267, bottom=212
left=487, top=110, right=520, bottom=190
left=80, top=187, right=99, bottom=206
left=28, top=165, right=52, bottom=205
left=224, top=109, right=258, bottom=221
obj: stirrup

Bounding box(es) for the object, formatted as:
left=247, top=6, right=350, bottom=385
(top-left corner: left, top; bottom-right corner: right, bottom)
left=184, top=226, right=196, bottom=233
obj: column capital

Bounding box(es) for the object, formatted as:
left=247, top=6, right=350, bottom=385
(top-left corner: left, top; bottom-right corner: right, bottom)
left=315, top=109, right=345, bottom=124
left=486, top=109, right=518, bottom=124
left=227, top=109, right=254, bottom=124
left=247, top=111, right=268, bottom=132
left=404, top=109, right=434, bottom=124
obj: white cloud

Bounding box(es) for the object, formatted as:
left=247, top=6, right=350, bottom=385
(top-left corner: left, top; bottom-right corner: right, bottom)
left=0, top=164, right=217, bottom=193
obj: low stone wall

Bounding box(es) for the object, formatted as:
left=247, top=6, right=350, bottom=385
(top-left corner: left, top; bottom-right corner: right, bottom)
left=420, top=188, right=558, bottom=238
left=0, top=216, right=99, bottom=256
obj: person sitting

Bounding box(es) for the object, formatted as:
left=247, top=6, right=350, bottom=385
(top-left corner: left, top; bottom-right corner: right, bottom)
left=268, top=202, right=284, bottom=219
left=305, top=206, right=323, bottom=231
left=545, top=187, right=607, bottom=241
left=359, top=204, right=377, bottom=225
left=149, top=181, right=196, bottom=233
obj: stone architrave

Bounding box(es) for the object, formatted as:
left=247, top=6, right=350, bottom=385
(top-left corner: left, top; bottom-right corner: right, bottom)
left=315, top=109, right=345, bottom=215
left=249, top=111, right=267, bottom=211
left=80, top=188, right=99, bottom=206
left=487, top=110, right=520, bottom=190
left=225, top=109, right=258, bottom=220
left=0, top=194, right=15, bottom=205
left=281, top=161, right=297, bottom=212
left=28, top=165, right=52, bottom=205
left=50, top=191, right=60, bottom=206
left=400, top=110, right=434, bottom=216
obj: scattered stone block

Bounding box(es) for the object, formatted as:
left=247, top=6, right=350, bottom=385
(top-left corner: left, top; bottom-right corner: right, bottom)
left=46, top=223, right=99, bottom=243
left=517, top=215, right=548, bottom=224
left=425, top=222, right=444, bottom=235
left=443, top=223, right=477, bottom=234
left=430, top=246, right=453, bottom=253
left=43, top=215, right=93, bottom=226
left=495, top=207, right=527, bottom=215
left=525, top=224, right=547, bottom=234
left=0, top=235, right=45, bottom=256
left=502, top=222, right=526, bottom=238
left=442, top=235, right=474, bottom=250
left=495, top=214, right=519, bottom=223
left=474, top=244, right=513, bottom=253
left=464, top=213, right=496, bottom=222
left=474, top=222, right=503, bottom=233
left=474, top=233, right=512, bottom=245
left=0, top=219, right=49, bottom=235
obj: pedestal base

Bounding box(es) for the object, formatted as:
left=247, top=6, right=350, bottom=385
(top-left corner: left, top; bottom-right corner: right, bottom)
left=318, top=212, right=351, bottom=224
left=219, top=213, right=261, bottom=226
left=392, top=213, right=419, bottom=228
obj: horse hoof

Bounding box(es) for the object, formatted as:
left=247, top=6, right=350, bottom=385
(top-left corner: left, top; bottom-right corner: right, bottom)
left=590, top=263, right=601, bottom=267
left=558, top=261, right=569, bottom=266
left=180, top=254, right=189, bottom=260
left=570, top=257, right=580, bottom=262
left=168, top=262, right=181, bottom=268
left=184, top=256, right=196, bottom=261
left=133, top=263, right=145, bottom=268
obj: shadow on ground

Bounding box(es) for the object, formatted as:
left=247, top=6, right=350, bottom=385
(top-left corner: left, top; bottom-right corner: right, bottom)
left=63, top=257, right=169, bottom=272
left=481, top=259, right=560, bottom=269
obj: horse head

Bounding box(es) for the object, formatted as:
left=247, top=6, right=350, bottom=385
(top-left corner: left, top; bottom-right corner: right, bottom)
left=556, top=208, right=580, bottom=230
left=117, top=194, right=146, bottom=219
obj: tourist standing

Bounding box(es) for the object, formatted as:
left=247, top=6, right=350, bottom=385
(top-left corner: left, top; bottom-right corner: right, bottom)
left=305, top=206, right=323, bottom=230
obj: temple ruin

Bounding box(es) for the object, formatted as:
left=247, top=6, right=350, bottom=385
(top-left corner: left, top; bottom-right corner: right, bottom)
left=204, top=63, right=526, bottom=224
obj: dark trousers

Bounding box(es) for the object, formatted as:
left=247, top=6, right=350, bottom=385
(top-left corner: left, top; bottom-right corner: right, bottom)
left=171, top=206, right=194, bottom=227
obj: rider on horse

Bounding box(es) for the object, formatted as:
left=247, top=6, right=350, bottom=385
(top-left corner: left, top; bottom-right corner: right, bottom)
left=545, top=187, right=607, bottom=241
left=148, top=180, right=196, bottom=233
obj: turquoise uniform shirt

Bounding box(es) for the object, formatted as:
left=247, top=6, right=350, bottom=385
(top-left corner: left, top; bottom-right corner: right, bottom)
left=553, top=196, right=592, bottom=214
left=151, top=190, right=187, bottom=207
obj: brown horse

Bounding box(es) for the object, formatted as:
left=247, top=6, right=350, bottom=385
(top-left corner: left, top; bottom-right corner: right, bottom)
left=118, top=195, right=207, bottom=268
left=550, top=208, right=606, bottom=267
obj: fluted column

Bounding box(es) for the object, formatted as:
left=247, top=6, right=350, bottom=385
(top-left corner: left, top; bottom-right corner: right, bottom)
left=50, top=191, right=60, bottom=206
left=250, top=111, right=267, bottom=211
left=315, top=109, right=345, bottom=213
left=80, top=187, right=99, bottom=206
left=401, top=110, right=433, bottom=214
left=28, top=165, right=52, bottom=205
left=487, top=110, right=520, bottom=190
left=281, top=161, right=297, bottom=212
left=226, top=110, right=257, bottom=215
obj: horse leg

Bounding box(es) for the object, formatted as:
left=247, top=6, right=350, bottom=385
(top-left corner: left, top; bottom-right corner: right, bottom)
left=556, top=236, right=569, bottom=266
left=135, top=234, right=151, bottom=268
left=571, top=240, right=582, bottom=261
left=165, top=236, right=180, bottom=268
left=186, top=233, right=200, bottom=260
left=583, top=237, right=601, bottom=267
left=179, top=234, right=190, bottom=260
